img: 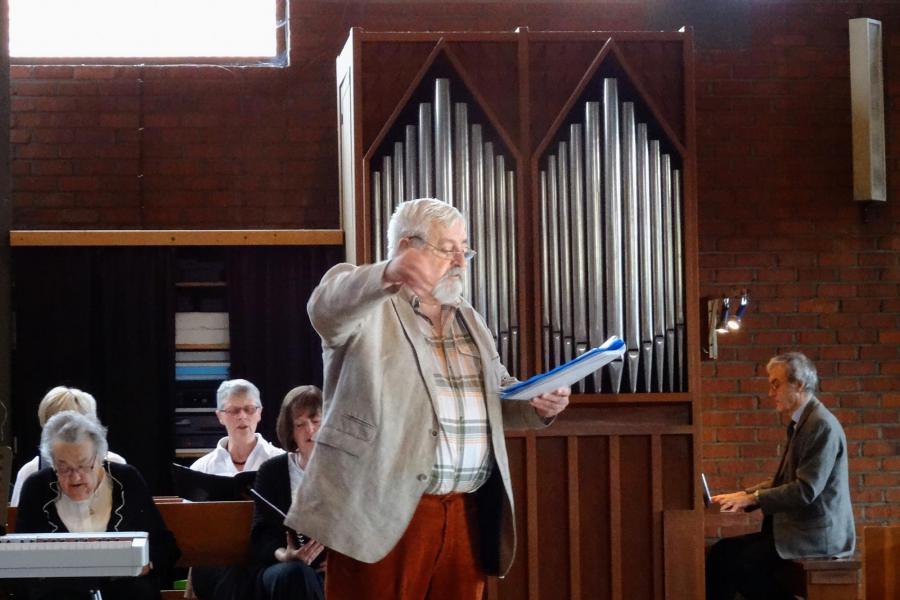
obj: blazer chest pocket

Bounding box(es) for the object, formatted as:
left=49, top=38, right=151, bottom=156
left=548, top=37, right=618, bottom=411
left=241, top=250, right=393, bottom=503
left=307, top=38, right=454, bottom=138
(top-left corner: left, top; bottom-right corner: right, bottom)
left=316, top=413, right=377, bottom=457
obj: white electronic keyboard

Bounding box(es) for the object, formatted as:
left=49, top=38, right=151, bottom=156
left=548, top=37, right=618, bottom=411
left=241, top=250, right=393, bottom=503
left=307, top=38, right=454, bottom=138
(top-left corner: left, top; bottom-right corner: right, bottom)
left=0, top=531, right=149, bottom=578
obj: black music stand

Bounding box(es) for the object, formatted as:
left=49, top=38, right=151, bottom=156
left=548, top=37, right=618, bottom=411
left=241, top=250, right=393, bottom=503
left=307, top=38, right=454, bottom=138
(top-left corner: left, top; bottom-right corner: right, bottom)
left=1, top=446, right=11, bottom=536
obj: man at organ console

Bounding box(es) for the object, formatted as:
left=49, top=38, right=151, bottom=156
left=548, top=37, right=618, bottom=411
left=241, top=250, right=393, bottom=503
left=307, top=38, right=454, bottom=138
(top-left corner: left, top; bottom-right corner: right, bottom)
left=290, top=198, right=571, bottom=600
left=705, top=352, right=855, bottom=600
left=15, top=410, right=180, bottom=599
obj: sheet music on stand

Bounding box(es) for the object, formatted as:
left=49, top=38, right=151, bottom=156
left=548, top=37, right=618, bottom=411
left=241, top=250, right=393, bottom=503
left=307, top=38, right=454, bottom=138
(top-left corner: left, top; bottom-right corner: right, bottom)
left=500, top=336, right=626, bottom=400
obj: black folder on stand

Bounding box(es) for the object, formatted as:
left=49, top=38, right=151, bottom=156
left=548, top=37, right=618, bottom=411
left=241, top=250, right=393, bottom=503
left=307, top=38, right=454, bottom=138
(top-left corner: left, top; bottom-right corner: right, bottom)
left=171, top=463, right=256, bottom=502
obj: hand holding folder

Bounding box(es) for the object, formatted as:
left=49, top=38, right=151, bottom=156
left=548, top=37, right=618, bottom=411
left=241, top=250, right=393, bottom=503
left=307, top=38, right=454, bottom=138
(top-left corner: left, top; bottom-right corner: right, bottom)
left=500, top=336, right=626, bottom=400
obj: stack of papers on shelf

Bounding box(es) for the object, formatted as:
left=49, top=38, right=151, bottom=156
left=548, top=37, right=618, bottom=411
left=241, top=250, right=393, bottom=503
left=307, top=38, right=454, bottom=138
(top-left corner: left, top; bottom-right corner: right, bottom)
left=175, top=363, right=230, bottom=381
left=500, top=336, right=626, bottom=400
left=176, top=350, right=230, bottom=362
left=175, top=312, right=229, bottom=346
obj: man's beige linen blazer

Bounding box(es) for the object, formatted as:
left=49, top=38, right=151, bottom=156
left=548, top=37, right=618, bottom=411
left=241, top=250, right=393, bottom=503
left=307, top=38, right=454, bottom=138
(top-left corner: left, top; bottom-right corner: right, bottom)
left=286, top=261, right=548, bottom=576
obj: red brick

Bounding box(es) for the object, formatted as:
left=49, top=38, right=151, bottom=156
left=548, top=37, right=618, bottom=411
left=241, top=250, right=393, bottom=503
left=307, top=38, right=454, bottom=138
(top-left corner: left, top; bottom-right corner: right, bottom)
left=798, top=299, right=839, bottom=313
left=740, top=443, right=779, bottom=458
left=838, top=394, right=880, bottom=407
left=863, top=441, right=897, bottom=457
left=845, top=426, right=881, bottom=441
left=714, top=397, right=758, bottom=411
left=878, top=329, right=900, bottom=344
left=819, top=346, right=858, bottom=360
left=704, top=444, right=740, bottom=459
left=704, top=412, right=739, bottom=427
left=848, top=457, right=880, bottom=472
left=861, top=379, right=900, bottom=393
left=858, top=252, right=897, bottom=267
left=865, top=505, right=900, bottom=520
left=717, top=428, right=758, bottom=443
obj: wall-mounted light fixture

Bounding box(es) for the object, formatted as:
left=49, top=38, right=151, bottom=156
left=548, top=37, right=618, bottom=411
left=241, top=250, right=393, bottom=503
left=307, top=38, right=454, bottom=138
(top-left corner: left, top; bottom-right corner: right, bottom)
left=702, top=290, right=751, bottom=360
left=725, top=291, right=750, bottom=331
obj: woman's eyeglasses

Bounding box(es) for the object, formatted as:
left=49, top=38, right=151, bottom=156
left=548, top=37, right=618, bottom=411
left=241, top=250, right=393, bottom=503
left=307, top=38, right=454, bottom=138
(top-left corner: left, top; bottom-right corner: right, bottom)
left=55, top=459, right=97, bottom=479
left=219, top=404, right=260, bottom=416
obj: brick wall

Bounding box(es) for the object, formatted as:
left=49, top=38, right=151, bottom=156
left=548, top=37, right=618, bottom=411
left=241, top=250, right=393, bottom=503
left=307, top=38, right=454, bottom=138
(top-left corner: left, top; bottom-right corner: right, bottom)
left=8, top=0, right=900, bottom=536
left=9, top=1, right=643, bottom=229
left=697, top=1, right=900, bottom=539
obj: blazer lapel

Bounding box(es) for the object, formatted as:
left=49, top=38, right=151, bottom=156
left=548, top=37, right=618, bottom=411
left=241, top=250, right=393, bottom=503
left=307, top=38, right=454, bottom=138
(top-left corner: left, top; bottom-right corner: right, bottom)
left=390, top=295, right=441, bottom=414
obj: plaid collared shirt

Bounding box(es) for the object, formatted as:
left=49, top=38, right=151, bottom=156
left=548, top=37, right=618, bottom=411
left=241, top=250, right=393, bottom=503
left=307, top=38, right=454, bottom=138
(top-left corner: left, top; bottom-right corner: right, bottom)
left=409, top=295, right=493, bottom=495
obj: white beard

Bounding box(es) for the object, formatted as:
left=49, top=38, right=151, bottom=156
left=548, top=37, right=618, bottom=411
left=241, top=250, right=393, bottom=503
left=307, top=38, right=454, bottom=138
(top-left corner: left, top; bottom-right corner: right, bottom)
left=432, top=268, right=464, bottom=304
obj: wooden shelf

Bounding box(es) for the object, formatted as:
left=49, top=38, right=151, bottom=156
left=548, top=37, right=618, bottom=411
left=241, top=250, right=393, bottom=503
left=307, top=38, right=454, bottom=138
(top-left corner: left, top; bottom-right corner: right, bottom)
left=10, top=229, right=344, bottom=247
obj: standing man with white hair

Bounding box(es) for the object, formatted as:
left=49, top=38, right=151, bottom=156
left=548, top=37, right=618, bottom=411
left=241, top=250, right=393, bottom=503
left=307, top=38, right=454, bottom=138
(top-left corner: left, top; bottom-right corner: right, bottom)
left=289, top=198, right=571, bottom=600
left=191, top=378, right=283, bottom=475
left=706, top=351, right=855, bottom=600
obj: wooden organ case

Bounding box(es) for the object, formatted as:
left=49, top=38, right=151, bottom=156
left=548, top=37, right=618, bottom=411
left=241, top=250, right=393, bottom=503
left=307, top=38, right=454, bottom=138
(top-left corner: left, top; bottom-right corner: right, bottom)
left=335, top=28, right=703, bottom=600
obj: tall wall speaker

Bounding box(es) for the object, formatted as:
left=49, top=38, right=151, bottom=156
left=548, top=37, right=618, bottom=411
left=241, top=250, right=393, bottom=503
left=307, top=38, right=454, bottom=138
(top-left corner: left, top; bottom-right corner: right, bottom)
left=849, top=18, right=886, bottom=203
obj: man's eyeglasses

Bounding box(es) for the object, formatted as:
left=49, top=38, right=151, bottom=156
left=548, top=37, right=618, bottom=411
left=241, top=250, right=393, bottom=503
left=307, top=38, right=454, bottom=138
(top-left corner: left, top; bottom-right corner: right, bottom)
left=219, top=405, right=260, bottom=416
left=55, top=459, right=97, bottom=479
left=410, top=236, right=476, bottom=261
left=769, top=378, right=796, bottom=391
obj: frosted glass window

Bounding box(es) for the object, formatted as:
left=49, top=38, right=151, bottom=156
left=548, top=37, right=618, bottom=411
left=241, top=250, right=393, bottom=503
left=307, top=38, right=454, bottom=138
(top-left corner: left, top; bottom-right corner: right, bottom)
left=10, top=0, right=282, bottom=60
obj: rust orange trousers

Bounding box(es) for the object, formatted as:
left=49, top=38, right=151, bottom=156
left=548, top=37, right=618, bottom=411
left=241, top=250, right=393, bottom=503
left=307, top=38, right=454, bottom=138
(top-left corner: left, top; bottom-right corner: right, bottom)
left=325, top=493, right=486, bottom=600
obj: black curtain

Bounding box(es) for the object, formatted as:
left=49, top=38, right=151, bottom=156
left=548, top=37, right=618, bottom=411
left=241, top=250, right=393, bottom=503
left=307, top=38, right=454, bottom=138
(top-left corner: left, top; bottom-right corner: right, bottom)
left=12, top=247, right=175, bottom=493
left=227, top=246, right=342, bottom=443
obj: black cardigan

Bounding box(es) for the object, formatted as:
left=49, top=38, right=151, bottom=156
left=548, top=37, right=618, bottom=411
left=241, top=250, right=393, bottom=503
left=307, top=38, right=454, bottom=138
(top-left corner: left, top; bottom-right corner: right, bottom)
left=250, top=453, right=295, bottom=566
left=17, top=461, right=181, bottom=582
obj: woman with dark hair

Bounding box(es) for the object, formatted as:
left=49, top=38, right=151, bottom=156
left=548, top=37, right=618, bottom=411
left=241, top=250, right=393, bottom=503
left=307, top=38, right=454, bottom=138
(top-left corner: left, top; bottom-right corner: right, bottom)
left=250, top=385, right=325, bottom=600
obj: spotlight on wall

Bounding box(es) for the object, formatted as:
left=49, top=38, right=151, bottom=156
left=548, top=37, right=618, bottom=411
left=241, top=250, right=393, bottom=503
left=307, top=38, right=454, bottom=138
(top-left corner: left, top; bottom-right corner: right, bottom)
left=715, top=296, right=730, bottom=334
left=726, top=291, right=750, bottom=331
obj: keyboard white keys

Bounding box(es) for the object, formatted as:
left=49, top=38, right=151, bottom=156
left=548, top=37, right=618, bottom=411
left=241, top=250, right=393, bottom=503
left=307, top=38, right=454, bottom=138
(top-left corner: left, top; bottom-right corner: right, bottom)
left=0, top=531, right=149, bottom=578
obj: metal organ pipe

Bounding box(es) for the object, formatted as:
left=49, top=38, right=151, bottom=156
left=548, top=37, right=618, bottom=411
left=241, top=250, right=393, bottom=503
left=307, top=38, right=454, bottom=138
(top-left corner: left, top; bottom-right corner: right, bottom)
left=602, top=79, right=624, bottom=393
left=434, top=79, right=453, bottom=205
left=418, top=103, right=433, bottom=198
left=637, top=124, right=655, bottom=391
left=621, top=102, right=641, bottom=393
left=470, top=124, right=486, bottom=317
left=584, top=101, right=605, bottom=390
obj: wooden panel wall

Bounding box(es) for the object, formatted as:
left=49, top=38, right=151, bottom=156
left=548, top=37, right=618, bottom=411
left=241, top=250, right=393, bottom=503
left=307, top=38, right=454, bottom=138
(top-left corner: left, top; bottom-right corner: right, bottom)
left=490, top=412, right=699, bottom=600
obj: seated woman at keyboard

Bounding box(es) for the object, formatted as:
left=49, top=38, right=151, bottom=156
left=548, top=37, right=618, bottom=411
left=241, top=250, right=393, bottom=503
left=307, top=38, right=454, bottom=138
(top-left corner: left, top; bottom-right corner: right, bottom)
left=10, top=386, right=126, bottom=506
left=16, top=411, right=180, bottom=600
left=251, top=385, right=326, bottom=600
